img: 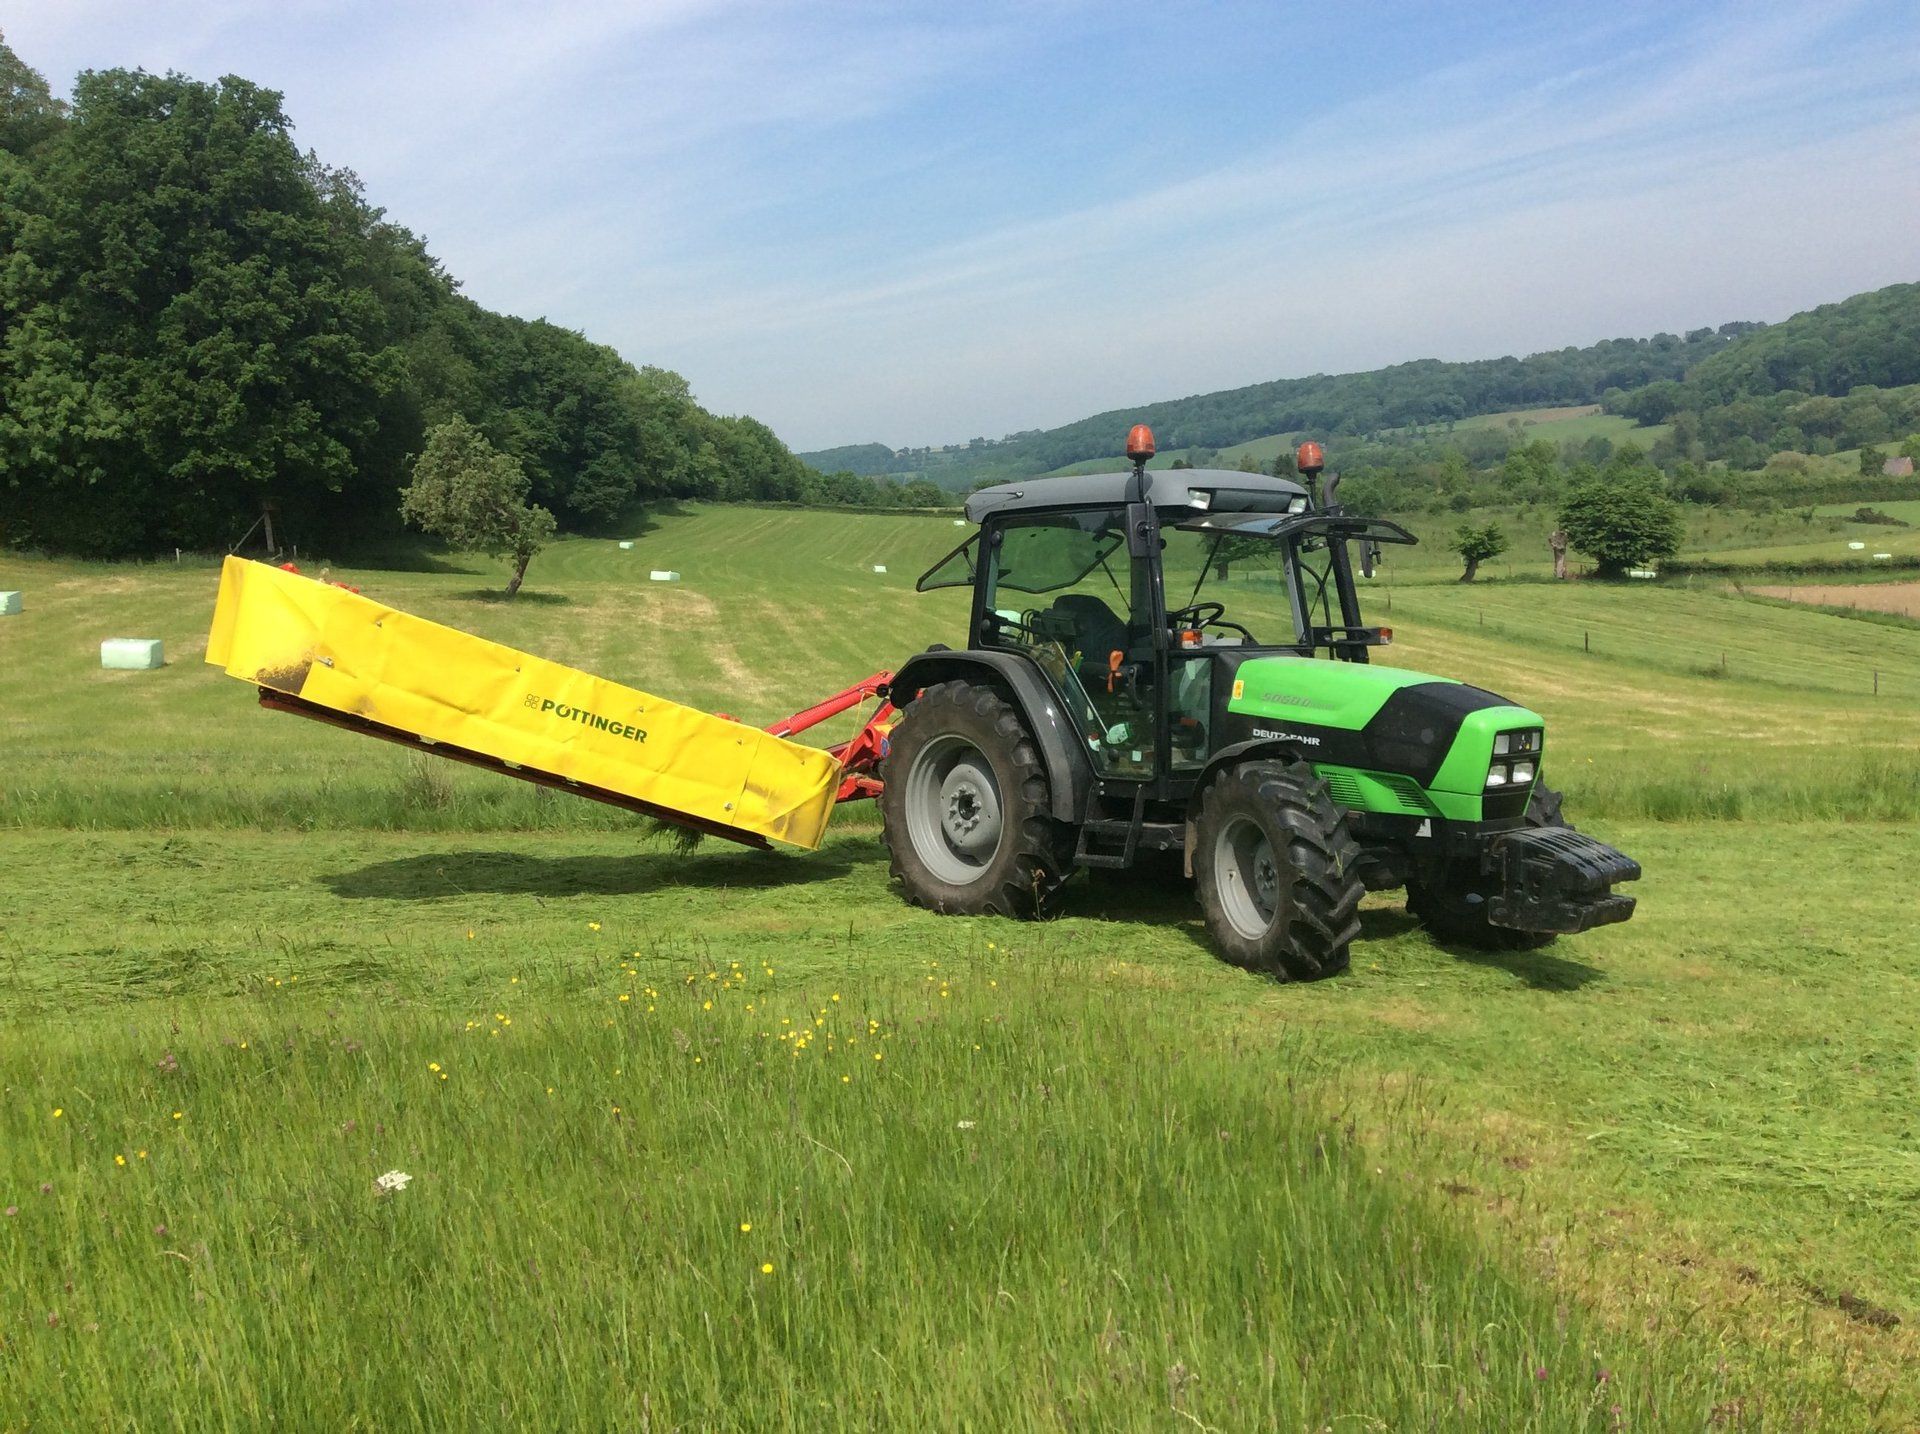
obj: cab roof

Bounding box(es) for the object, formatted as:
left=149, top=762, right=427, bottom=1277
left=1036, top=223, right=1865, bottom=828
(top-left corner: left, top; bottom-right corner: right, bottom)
left=962, top=468, right=1310, bottom=524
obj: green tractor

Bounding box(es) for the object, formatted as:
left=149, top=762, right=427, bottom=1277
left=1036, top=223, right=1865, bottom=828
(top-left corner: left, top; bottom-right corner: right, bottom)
left=877, top=426, right=1638, bottom=978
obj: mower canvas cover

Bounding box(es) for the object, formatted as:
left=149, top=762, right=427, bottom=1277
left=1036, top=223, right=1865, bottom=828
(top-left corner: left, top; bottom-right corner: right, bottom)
left=205, top=557, right=841, bottom=849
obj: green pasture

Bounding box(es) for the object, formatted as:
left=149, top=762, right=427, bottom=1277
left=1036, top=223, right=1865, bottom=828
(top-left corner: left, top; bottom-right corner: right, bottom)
left=1202, top=407, right=1670, bottom=471
left=4, top=503, right=1919, bottom=1424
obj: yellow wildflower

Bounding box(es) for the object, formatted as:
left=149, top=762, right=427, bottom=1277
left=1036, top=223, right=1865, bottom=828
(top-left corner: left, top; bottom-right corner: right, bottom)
left=52, top=1108, right=62, bottom=1119
left=739, top=1222, right=752, bottom=1233
left=136, top=1150, right=148, bottom=1159
left=760, top=1262, right=774, bottom=1275
left=428, top=1062, right=441, bottom=1072
left=115, top=1155, right=126, bottom=1167
left=171, top=1111, right=183, bottom=1121
left=588, top=921, right=601, bottom=931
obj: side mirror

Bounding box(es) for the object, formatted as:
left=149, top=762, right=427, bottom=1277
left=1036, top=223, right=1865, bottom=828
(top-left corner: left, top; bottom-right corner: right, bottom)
left=1360, top=539, right=1380, bottom=578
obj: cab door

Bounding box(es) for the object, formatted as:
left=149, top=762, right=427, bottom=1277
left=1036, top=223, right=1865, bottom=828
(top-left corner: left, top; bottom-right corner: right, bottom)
left=976, top=508, right=1161, bottom=778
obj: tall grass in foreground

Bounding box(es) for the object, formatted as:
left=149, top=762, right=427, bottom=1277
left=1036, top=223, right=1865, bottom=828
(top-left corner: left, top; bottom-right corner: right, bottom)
left=0, top=959, right=1846, bottom=1429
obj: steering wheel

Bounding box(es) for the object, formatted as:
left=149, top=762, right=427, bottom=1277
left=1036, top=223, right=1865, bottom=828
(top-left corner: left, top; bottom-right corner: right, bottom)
left=1166, top=601, right=1226, bottom=629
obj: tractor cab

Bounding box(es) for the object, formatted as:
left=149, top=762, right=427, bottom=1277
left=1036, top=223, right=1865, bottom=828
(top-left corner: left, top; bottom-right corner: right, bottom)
left=919, top=439, right=1413, bottom=784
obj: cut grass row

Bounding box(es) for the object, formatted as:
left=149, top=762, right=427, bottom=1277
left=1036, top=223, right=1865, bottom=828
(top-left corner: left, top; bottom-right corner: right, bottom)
left=9, top=510, right=1920, bottom=828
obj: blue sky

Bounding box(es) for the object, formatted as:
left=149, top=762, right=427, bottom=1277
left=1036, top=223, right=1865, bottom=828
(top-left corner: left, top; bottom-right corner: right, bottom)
left=11, top=1, right=1920, bottom=451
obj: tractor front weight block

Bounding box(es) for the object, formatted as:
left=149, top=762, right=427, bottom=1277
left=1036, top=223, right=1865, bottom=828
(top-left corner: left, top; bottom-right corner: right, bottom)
left=1484, top=826, right=1641, bottom=935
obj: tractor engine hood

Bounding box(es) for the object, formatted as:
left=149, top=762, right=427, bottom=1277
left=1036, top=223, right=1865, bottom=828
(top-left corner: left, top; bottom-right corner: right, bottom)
left=1224, top=656, right=1542, bottom=797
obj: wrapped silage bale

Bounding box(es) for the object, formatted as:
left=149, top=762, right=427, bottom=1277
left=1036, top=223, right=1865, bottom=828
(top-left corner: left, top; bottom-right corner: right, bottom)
left=101, top=638, right=165, bottom=669
left=0, top=591, right=21, bottom=616
left=618, top=541, right=634, bottom=550
left=649, top=570, right=680, bottom=582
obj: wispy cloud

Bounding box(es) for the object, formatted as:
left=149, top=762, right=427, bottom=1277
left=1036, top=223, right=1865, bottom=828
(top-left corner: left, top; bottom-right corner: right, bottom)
left=10, top=1, right=1918, bottom=448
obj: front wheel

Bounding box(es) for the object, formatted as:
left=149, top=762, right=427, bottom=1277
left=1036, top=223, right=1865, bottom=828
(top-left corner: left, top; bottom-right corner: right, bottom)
left=1192, top=760, right=1365, bottom=981
left=879, top=680, right=1072, bottom=918
left=1406, top=783, right=1568, bottom=950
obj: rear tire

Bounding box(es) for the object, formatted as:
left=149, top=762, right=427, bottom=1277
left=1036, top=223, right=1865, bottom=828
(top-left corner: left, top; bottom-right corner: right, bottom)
left=1407, top=783, right=1568, bottom=950
left=880, top=680, right=1073, bottom=918
left=1192, top=760, right=1364, bottom=981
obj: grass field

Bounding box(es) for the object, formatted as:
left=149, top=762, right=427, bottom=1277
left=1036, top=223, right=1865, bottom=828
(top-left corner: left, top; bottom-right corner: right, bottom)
left=5, top=506, right=1919, bottom=1426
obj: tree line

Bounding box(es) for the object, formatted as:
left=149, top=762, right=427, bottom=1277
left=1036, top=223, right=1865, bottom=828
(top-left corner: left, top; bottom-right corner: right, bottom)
left=1604, top=283, right=1920, bottom=469
left=0, top=38, right=877, bottom=559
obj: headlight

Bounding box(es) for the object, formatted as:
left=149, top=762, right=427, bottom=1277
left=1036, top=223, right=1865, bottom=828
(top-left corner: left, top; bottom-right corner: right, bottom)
left=1510, top=760, right=1535, bottom=785
left=1493, top=733, right=1511, bottom=756
left=1484, top=765, right=1509, bottom=787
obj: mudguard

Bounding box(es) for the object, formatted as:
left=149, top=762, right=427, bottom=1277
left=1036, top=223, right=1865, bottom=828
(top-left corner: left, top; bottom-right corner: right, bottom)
left=887, top=649, right=1093, bottom=823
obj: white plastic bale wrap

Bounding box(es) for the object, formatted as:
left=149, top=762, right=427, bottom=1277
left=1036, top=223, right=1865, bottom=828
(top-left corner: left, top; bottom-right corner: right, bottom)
left=0, top=591, right=21, bottom=616
left=649, top=570, right=680, bottom=582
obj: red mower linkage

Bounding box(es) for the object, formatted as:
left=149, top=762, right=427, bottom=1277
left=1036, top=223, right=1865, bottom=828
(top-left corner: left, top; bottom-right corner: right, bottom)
left=753, top=671, right=896, bottom=804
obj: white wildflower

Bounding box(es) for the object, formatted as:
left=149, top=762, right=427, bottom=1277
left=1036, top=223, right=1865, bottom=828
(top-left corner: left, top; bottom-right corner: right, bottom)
left=956, top=1120, right=976, bottom=1130
left=373, top=1169, right=412, bottom=1194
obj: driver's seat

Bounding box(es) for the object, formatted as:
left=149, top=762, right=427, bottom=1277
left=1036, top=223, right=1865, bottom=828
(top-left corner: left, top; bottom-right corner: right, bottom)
left=1048, top=594, right=1132, bottom=691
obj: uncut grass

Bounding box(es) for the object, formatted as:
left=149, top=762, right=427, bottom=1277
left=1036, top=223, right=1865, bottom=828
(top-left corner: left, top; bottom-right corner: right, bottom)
left=0, top=962, right=1823, bottom=1429
left=4, top=822, right=1917, bottom=1420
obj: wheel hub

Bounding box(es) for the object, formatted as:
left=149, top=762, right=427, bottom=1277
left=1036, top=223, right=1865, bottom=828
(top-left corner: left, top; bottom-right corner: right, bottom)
left=903, top=732, right=1007, bottom=883
left=938, top=763, right=1001, bottom=858
left=1213, top=813, right=1284, bottom=941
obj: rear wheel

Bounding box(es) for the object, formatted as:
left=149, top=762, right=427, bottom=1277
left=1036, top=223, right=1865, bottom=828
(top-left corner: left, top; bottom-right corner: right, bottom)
left=1192, top=760, right=1364, bottom=981
left=1407, top=783, right=1567, bottom=950
left=880, top=680, right=1072, bottom=918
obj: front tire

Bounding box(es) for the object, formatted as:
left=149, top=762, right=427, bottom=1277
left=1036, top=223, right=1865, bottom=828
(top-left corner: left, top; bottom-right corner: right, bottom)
left=1407, top=783, right=1568, bottom=950
left=880, top=680, right=1072, bottom=918
left=1192, top=760, right=1364, bottom=981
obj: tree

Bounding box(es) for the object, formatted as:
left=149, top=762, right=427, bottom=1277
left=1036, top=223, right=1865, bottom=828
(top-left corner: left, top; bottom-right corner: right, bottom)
left=1449, top=521, right=1508, bottom=582
left=1859, top=444, right=1884, bottom=477
left=400, top=417, right=556, bottom=598
left=1558, top=474, right=1683, bottom=579
left=0, top=29, right=65, bottom=154
left=0, top=66, right=400, bottom=554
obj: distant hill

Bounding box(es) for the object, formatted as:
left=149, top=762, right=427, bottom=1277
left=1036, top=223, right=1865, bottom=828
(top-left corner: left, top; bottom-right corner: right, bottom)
left=832, top=281, right=1920, bottom=491
left=796, top=442, right=900, bottom=476
left=1674, top=282, right=1920, bottom=406
left=838, top=326, right=1757, bottom=489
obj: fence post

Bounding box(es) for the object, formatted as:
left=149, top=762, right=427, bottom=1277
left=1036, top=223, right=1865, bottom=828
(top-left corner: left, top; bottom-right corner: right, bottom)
left=1583, top=630, right=1590, bottom=653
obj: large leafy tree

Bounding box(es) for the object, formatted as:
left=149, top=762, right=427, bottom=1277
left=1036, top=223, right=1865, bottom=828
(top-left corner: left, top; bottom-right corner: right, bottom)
left=399, top=417, right=556, bottom=598
left=0, top=36, right=821, bottom=557
left=1558, top=474, right=1682, bottom=579
left=0, top=65, right=401, bottom=554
